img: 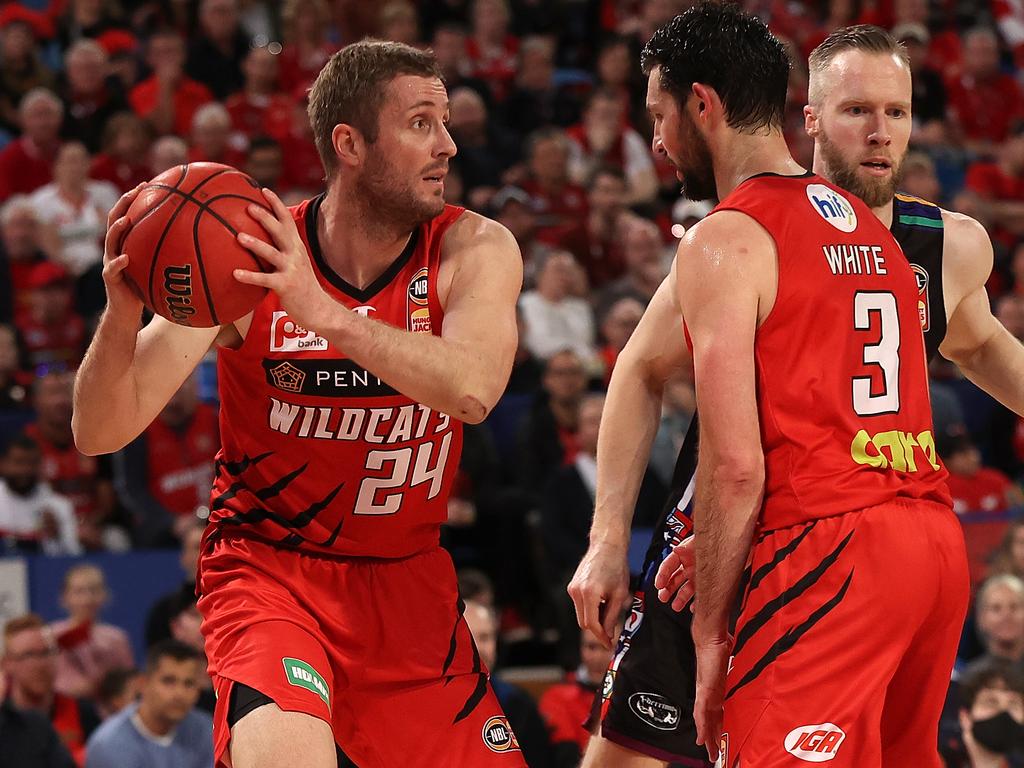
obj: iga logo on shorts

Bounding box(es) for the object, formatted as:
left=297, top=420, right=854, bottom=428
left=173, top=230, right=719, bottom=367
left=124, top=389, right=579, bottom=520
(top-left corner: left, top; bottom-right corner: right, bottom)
left=270, top=311, right=328, bottom=352
left=806, top=184, right=857, bottom=233
left=282, top=657, right=330, bottom=708
left=481, top=716, right=521, bottom=753
left=784, top=723, right=846, bottom=762
left=628, top=692, right=680, bottom=731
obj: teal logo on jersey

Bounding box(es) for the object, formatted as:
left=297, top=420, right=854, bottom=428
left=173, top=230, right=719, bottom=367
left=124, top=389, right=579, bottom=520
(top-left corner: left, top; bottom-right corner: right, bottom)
left=283, top=658, right=330, bottom=708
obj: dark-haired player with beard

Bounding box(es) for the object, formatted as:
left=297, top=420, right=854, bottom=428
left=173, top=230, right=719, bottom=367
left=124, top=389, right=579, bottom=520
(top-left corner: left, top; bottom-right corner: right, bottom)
left=569, top=8, right=973, bottom=768
left=72, top=41, right=525, bottom=768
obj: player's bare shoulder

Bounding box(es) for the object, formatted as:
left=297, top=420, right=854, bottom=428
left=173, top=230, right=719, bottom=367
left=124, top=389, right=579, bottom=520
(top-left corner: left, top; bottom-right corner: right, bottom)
left=437, top=209, right=522, bottom=307
left=939, top=207, right=994, bottom=310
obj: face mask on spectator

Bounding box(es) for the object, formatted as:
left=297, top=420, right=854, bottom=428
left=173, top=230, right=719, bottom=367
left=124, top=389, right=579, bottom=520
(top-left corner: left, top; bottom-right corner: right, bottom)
left=973, top=710, right=1024, bottom=753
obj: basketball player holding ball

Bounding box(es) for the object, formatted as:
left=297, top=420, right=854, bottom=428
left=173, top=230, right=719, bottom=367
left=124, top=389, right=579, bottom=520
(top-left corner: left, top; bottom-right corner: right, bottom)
left=73, top=41, right=525, bottom=768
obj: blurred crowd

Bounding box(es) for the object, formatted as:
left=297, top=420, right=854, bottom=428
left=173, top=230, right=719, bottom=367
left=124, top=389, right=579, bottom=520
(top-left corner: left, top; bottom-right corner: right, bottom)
left=3, top=0, right=1024, bottom=766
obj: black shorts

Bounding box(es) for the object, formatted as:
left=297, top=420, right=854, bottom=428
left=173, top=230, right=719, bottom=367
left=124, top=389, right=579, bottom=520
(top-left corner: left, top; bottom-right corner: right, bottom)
left=589, top=494, right=711, bottom=766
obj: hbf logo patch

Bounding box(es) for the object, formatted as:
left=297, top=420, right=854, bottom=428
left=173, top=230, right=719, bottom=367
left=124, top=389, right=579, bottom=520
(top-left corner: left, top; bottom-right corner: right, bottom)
left=806, top=184, right=857, bottom=233
left=784, top=723, right=846, bottom=762
left=481, top=716, right=521, bottom=753
left=407, top=267, right=431, bottom=333
left=282, top=657, right=330, bottom=709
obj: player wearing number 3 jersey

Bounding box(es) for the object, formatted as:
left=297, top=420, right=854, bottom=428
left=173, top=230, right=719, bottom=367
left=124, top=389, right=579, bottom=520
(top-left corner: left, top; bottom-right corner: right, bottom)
left=573, top=6, right=966, bottom=768
left=73, top=42, right=525, bottom=768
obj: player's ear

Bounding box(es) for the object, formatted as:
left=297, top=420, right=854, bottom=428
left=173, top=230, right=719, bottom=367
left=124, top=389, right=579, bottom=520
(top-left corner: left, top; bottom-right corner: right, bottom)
left=331, top=124, right=362, bottom=169
left=804, top=105, right=820, bottom=138
left=690, top=83, right=716, bottom=123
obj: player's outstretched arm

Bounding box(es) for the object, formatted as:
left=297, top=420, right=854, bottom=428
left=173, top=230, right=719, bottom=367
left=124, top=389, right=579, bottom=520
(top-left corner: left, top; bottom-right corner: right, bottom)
left=567, top=275, right=691, bottom=648
left=73, top=188, right=220, bottom=456
left=939, top=211, right=1024, bottom=416
left=677, top=211, right=772, bottom=763
left=236, top=193, right=522, bottom=424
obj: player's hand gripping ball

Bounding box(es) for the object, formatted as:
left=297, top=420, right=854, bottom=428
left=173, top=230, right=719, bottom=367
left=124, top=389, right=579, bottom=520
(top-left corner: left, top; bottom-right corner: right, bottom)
left=121, top=162, right=273, bottom=327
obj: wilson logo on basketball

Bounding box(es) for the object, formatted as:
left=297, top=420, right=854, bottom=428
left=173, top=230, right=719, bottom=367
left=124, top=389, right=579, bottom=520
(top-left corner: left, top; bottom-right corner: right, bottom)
left=481, top=716, right=520, bottom=753
left=784, top=723, right=846, bottom=762
left=269, top=310, right=328, bottom=352
left=163, top=265, right=196, bottom=322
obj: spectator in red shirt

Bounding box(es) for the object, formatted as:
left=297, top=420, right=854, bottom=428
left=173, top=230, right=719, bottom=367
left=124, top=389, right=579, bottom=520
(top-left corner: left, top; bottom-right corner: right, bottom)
left=225, top=46, right=291, bottom=142
left=538, top=629, right=614, bottom=767
left=0, top=196, right=47, bottom=325
left=0, top=12, right=54, bottom=137
left=2, top=614, right=100, bottom=767
left=521, top=128, right=588, bottom=237
left=945, top=434, right=1023, bottom=515
left=116, top=375, right=219, bottom=547
left=278, top=0, right=337, bottom=93
left=945, top=434, right=1024, bottom=585
left=0, top=88, right=63, bottom=203
left=551, top=165, right=631, bottom=288
left=129, top=30, right=213, bottom=137
left=429, top=23, right=494, bottom=106
left=90, top=112, right=152, bottom=193
left=465, top=0, right=519, bottom=102
left=186, top=102, right=246, bottom=167
left=277, top=87, right=324, bottom=199
left=26, top=370, right=119, bottom=550
left=566, top=88, right=657, bottom=207
left=959, top=124, right=1024, bottom=247
left=58, top=40, right=128, bottom=153
left=15, top=263, right=86, bottom=374
left=946, top=27, right=1024, bottom=154
left=49, top=564, right=134, bottom=701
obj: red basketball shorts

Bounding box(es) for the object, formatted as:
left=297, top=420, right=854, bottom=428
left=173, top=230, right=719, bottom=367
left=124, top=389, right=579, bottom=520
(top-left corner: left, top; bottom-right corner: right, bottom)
left=719, top=499, right=969, bottom=768
left=197, top=535, right=526, bottom=768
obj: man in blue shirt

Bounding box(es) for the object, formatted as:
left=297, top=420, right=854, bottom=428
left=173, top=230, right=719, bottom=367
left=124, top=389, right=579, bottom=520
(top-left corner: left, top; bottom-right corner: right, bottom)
left=85, top=639, right=213, bottom=768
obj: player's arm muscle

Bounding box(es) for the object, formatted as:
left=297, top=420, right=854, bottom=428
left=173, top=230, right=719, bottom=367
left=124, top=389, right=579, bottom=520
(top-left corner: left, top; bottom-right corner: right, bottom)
left=939, top=211, right=1024, bottom=416
left=591, top=275, right=691, bottom=546
left=317, top=213, right=522, bottom=424
left=678, top=212, right=770, bottom=636
left=73, top=313, right=219, bottom=455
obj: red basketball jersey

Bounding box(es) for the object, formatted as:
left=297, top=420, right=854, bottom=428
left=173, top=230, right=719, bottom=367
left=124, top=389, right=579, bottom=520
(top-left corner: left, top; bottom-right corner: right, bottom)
left=209, top=197, right=466, bottom=558
left=714, top=173, right=951, bottom=530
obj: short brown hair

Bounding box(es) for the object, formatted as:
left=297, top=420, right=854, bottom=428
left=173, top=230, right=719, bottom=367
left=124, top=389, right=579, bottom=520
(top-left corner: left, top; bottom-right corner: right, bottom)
left=960, top=658, right=1024, bottom=709
left=307, top=39, right=442, bottom=179
left=808, top=25, right=909, bottom=104
left=4, top=613, right=45, bottom=640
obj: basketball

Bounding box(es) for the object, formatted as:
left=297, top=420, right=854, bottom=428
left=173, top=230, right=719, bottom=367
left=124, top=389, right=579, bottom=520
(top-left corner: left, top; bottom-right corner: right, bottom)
left=121, top=162, right=273, bottom=327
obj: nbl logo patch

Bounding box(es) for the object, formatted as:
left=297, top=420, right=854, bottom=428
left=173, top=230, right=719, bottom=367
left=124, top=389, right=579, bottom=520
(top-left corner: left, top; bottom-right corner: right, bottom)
left=407, top=267, right=432, bottom=333
left=806, top=184, right=857, bottom=233
left=481, top=716, right=521, bottom=753
left=911, top=264, right=930, bottom=331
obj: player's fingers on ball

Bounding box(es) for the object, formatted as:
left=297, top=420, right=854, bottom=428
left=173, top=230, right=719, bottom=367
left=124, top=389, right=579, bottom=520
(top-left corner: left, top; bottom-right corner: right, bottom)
left=237, top=232, right=284, bottom=265
left=104, top=217, right=130, bottom=257
left=233, top=268, right=272, bottom=287
left=261, top=186, right=289, bottom=217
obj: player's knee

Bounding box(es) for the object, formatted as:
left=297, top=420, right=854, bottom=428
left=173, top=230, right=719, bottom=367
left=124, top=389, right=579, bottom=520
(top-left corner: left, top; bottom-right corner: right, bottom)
left=229, top=703, right=336, bottom=768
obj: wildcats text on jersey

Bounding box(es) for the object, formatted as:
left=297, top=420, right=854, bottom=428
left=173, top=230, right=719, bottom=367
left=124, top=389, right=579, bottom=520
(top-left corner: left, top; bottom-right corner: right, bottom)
left=267, top=398, right=451, bottom=445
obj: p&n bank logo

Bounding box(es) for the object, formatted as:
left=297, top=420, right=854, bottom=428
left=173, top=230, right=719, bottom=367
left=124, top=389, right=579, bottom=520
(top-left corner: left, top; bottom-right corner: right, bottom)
left=806, top=184, right=857, bottom=233
left=270, top=310, right=328, bottom=353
